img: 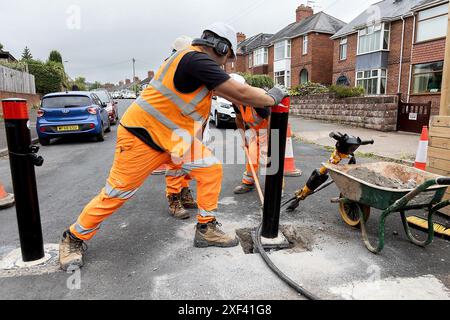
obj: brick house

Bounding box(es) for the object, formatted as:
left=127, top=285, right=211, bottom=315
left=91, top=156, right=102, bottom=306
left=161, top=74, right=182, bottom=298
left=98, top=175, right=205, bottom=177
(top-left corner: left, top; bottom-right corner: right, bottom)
left=225, top=33, right=273, bottom=75
left=331, top=0, right=448, bottom=115
left=263, top=5, right=345, bottom=88
left=226, top=5, right=345, bottom=88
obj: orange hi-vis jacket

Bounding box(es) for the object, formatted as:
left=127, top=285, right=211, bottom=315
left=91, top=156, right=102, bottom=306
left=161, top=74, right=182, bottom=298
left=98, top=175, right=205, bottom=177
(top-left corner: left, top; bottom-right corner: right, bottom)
left=238, top=105, right=269, bottom=131
left=121, top=46, right=213, bottom=159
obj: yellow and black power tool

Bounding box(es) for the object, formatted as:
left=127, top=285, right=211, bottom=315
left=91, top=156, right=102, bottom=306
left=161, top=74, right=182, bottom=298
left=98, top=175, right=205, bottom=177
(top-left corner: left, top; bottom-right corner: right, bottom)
left=283, top=132, right=374, bottom=212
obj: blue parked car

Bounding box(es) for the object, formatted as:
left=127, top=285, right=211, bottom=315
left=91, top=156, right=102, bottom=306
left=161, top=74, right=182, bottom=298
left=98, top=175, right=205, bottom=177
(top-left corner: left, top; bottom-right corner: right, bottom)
left=37, top=92, right=111, bottom=145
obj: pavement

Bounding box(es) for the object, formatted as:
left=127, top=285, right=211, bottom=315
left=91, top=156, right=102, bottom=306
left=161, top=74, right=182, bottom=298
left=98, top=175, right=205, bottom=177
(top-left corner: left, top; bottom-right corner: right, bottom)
left=290, top=117, right=420, bottom=164
left=0, top=100, right=449, bottom=300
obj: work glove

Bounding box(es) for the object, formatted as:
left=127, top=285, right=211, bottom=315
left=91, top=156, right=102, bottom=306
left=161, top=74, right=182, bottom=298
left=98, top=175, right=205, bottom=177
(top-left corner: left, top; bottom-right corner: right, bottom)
left=266, top=86, right=289, bottom=106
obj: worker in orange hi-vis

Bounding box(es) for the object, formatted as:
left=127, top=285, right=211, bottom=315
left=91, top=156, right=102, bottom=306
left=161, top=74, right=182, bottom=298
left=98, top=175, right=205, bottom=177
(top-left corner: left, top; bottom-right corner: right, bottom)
left=164, top=36, right=199, bottom=220
left=229, top=74, right=271, bottom=195
left=59, top=22, right=289, bottom=271
left=164, top=36, right=215, bottom=219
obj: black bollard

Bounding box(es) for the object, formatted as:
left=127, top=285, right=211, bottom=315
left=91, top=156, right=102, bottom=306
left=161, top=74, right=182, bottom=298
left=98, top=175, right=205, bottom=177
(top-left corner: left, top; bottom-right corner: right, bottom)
left=2, top=98, right=44, bottom=262
left=262, top=97, right=290, bottom=239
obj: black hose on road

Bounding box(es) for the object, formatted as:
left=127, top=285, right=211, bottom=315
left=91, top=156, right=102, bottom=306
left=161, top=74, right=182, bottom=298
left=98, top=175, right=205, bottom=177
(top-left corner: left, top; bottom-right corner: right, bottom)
left=255, top=223, right=320, bottom=300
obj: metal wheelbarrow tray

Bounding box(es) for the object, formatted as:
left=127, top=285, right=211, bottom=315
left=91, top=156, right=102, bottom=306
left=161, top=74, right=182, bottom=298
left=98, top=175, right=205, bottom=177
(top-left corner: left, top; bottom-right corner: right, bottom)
left=324, top=162, right=450, bottom=254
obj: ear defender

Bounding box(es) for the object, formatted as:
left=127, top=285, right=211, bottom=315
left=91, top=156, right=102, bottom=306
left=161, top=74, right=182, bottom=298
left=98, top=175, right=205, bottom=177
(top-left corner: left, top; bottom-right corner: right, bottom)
left=192, top=35, right=230, bottom=57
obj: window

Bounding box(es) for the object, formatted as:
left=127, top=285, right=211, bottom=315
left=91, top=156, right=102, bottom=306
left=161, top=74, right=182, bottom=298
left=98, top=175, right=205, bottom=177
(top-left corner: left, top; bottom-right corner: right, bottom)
left=357, top=23, right=390, bottom=55
left=287, top=40, right=291, bottom=58
left=253, top=48, right=268, bottom=66
left=274, top=70, right=291, bottom=88
left=339, top=37, right=347, bottom=60
left=248, top=54, right=253, bottom=68
left=300, top=69, right=308, bottom=84
left=356, top=69, right=387, bottom=95
left=275, top=71, right=286, bottom=86
left=416, top=4, right=448, bottom=42
left=303, top=35, right=308, bottom=55
left=42, top=96, right=91, bottom=108
left=412, top=61, right=443, bottom=94
left=274, top=40, right=291, bottom=61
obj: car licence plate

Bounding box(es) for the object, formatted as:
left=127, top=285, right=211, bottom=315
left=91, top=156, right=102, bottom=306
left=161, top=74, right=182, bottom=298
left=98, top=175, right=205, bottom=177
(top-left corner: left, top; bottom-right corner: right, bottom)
left=57, top=125, right=79, bottom=132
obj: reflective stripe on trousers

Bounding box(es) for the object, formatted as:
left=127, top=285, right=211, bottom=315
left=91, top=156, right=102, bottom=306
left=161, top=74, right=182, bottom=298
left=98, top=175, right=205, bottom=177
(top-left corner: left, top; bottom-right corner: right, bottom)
left=73, top=222, right=100, bottom=236
left=105, top=181, right=139, bottom=200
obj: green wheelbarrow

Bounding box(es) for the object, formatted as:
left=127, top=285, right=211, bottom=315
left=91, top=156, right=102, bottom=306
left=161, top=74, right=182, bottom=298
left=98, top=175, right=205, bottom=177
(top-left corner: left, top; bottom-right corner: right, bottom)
left=324, top=162, right=450, bottom=254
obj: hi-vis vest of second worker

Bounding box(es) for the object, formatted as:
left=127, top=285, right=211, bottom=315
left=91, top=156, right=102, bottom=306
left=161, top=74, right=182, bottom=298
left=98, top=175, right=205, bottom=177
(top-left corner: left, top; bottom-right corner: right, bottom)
left=238, top=105, right=269, bottom=131
left=121, top=46, right=213, bottom=158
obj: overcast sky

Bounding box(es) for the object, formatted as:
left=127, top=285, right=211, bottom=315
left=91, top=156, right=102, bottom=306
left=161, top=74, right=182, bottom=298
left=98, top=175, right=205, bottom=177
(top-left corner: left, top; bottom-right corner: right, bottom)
left=0, top=0, right=379, bottom=84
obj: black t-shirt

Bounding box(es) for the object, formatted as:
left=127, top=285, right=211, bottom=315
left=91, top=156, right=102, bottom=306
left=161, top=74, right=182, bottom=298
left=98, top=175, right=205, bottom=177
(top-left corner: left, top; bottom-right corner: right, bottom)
left=174, top=51, right=230, bottom=93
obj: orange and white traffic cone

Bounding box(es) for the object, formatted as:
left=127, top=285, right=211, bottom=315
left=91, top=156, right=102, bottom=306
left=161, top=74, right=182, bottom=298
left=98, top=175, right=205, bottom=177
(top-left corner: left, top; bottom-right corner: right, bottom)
left=284, top=124, right=302, bottom=177
left=152, top=164, right=167, bottom=176
left=0, top=181, right=14, bottom=209
left=414, top=126, right=429, bottom=171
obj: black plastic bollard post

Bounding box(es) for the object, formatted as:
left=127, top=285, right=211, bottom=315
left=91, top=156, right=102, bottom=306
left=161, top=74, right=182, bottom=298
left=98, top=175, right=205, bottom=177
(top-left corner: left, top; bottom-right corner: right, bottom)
left=262, top=97, right=290, bottom=239
left=2, top=98, right=45, bottom=262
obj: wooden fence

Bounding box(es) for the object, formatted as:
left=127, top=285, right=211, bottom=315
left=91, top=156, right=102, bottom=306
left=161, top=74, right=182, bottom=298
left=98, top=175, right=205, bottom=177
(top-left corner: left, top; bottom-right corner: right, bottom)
left=0, top=65, right=36, bottom=94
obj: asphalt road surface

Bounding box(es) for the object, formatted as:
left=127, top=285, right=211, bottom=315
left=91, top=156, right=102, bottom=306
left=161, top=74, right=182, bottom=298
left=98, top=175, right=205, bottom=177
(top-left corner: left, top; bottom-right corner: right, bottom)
left=0, top=99, right=449, bottom=300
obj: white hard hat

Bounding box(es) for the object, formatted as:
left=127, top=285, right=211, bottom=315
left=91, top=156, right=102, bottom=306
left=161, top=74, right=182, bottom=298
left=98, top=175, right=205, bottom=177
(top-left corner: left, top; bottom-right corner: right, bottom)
left=172, top=36, right=193, bottom=52
left=230, top=73, right=246, bottom=85
left=204, top=22, right=238, bottom=59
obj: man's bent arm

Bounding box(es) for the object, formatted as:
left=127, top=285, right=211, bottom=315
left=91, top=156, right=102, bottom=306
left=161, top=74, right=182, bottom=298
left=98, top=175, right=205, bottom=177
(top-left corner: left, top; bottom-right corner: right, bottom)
left=214, top=79, right=275, bottom=108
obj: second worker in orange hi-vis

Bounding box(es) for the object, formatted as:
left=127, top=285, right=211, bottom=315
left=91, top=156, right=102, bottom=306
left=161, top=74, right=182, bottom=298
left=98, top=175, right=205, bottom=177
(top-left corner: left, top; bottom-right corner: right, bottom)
left=229, top=74, right=270, bottom=195
left=59, top=22, right=289, bottom=271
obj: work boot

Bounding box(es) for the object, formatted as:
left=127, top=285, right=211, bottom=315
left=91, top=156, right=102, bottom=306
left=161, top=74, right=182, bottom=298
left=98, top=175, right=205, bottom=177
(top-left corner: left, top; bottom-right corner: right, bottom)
left=194, top=220, right=239, bottom=248
left=59, top=230, right=87, bottom=271
left=180, top=187, right=198, bottom=209
left=233, top=183, right=255, bottom=194
left=168, top=193, right=190, bottom=220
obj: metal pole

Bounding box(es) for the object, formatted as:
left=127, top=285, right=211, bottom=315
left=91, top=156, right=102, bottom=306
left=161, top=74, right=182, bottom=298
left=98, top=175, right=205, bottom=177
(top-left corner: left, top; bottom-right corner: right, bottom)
left=2, top=98, right=45, bottom=262
left=262, top=98, right=290, bottom=238
left=132, top=58, right=137, bottom=95
left=439, top=1, right=450, bottom=116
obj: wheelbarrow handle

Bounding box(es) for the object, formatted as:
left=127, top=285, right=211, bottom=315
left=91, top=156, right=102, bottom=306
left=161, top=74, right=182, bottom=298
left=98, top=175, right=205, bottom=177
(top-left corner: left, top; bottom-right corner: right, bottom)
left=390, top=179, right=441, bottom=212
left=437, top=177, right=450, bottom=186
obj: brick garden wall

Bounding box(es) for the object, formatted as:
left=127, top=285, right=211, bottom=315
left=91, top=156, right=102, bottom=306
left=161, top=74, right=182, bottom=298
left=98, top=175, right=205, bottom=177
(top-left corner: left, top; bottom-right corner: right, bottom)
left=290, top=93, right=399, bottom=132
left=0, top=91, right=41, bottom=117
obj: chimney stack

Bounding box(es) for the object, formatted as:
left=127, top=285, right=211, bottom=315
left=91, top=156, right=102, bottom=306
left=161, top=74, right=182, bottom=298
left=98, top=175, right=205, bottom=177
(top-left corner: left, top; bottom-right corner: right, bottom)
left=237, top=32, right=247, bottom=44
left=296, top=4, right=314, bottom=23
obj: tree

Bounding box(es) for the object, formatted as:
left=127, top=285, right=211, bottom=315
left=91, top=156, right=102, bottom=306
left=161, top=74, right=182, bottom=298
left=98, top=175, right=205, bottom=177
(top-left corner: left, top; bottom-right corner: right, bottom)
left=73, top=77, right=87, bottom=91
left=0, top=43, right=4, bottom=52
left=89, top=81, right=102, bottom=90
left=22, top=46, right=33, bottom=60
left=48, top=50, right=63, bottom=64
left=27, top=59, right=65, bottom=95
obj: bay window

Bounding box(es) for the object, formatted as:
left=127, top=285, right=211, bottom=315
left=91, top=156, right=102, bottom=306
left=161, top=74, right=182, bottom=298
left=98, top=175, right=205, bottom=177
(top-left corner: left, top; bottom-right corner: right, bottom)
left=357, top=23, right=390, bottom=55
left=416, top=4, right=448, bottom=42
left=248, top=54, right=253, bottom=68
left=356, top=69, right=387, bottom=95
left=274, top=70, right=291, bottom=88
left=412, top=61, right=443, bottom=94
left=274, top=40, right=292, bottom=61
left=253, top=48, right=268, bottom=66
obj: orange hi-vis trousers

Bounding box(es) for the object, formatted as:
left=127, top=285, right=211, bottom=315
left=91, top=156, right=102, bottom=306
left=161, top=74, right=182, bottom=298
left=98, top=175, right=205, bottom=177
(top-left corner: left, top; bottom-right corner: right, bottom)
left=165, top=163, right=192, bottom=195
left=70, top=126, right=222, bottom=241
left=242, top=130, right=268, bottom=186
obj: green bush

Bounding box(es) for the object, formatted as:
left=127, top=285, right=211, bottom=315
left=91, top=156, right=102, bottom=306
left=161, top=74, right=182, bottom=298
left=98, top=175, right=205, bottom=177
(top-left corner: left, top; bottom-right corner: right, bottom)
left=329, top=85, right=364, bottom=98
left=289, top=82, right=328, bottom=97
left=238, top=72, right=274, bottom=90
left=27, top=60, right=66, bottom=95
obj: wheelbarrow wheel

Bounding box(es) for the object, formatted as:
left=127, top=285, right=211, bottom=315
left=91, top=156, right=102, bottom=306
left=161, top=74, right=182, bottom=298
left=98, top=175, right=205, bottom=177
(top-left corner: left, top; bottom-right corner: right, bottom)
left=339, top=196, right=371, bottom=228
